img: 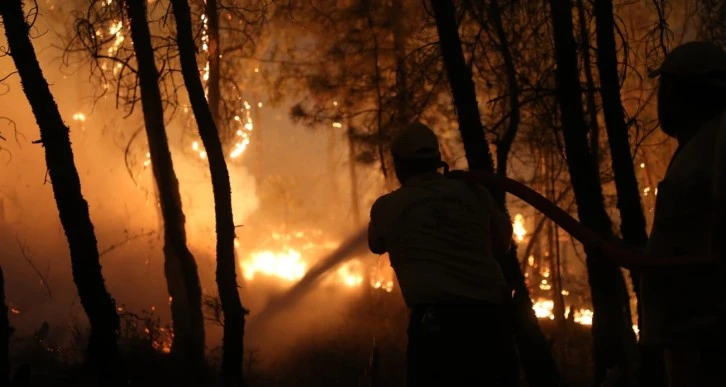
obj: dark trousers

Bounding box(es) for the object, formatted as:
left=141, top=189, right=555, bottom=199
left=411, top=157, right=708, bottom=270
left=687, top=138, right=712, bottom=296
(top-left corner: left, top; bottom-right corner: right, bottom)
left=406, top=302, right=519, bottom=387
left=664, top=347, right=726, bottom=387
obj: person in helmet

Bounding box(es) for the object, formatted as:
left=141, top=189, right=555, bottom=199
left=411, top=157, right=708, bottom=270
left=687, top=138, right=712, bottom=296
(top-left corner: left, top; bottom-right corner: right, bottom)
left=367, top=122, right=518, bottom=386
left=640, top=41, right=726, bottom=386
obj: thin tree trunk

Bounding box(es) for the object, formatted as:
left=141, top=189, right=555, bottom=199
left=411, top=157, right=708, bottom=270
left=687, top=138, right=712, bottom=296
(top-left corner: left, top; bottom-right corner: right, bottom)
left=206, top=0, right=222, bottom=137
left=124, top=0, right=206, bottom=378
left=548, top=0, right=638, bottom=384
left=328, top=125, right=341, bottom=207
left=347, top=119, right=361, bottom=226
left=431, top=1, right=561, bottom=386
left=490, top=0, right=520, bottom=192
left=392, top=0, right=410, bottom=126
left=0, top=267, right=9, bottom=385
left=430, top=0, right=493, bottom=173
left=575, top=0, right=602, bottom=170
left=363, top=1, right=390, bottom=184
left=593, top=0, right=664, bottom=384
left=171, top=0, right=247, bottom=384
left=548, top=149, right=566, bottom=325
left=594, top=0, right=648, bottom=251
left=0, top=1, right=121, bottom=383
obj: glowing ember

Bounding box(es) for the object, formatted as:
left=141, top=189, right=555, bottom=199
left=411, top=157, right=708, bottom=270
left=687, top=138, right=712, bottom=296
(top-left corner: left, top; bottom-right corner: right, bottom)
left=10, top=307, right=20, bottom=315
left=513, top=213, right=526, bottom=242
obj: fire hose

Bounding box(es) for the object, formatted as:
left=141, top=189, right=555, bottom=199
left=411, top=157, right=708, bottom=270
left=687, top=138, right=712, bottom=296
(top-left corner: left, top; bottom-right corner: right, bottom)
left=252, top=151, right=725, bottom=323
left=446, top=170, right=720, bottom=270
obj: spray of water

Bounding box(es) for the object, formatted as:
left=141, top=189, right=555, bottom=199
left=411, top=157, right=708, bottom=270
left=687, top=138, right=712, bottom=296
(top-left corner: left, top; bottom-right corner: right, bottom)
left=248, top=226, right=369, bottom=329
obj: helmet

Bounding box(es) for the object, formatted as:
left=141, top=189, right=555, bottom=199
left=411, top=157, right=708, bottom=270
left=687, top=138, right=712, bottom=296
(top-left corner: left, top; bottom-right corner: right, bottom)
left=655, top=41, right=726, bottom=82
left=390, top=122, right=441, bottom=161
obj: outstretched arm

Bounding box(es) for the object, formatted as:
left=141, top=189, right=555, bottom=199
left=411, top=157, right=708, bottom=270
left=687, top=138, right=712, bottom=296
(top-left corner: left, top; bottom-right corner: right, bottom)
left=478, top=186, right=513, bottom=257
left=368, top=221, right=387, bottom=255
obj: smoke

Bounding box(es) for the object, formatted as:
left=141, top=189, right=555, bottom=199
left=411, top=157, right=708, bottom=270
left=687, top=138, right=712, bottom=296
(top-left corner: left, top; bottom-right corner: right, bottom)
left=0, top=10, right=395, bottom=371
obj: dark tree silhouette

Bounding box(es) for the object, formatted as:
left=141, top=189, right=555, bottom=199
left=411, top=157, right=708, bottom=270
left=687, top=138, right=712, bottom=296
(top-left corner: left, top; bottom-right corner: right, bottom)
left=575, top=0, right=602, bottom=169
left=593, top=0, right=665, bottom=384
left=123, top=0, right=206, bottom=378
left=487, top=0, right=520, bottom=183
left=205, top=0, right=223, bottom=133
left=594, top=0, right=648, bottom=262
left=0, top=266, right=9, bottom=385
left=171, top=0, right=248, bottom=384
left=0, top=0, right=122, bottom=383
left=548, top=0, right=638, bottom=383
left=430, top=1, right=561, bottom=386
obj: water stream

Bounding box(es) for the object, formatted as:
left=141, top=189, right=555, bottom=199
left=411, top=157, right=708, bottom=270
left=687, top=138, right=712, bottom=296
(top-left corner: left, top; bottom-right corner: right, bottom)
left=247, top=226, right=369, bottom=329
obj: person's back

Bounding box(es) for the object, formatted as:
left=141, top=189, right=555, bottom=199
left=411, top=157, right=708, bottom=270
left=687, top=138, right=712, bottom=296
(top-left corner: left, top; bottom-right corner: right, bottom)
left=367, top=122, right=517, bottom=387
left=642, top=40, right=726, bottom=387
left=370, top=171, right=508, bottom=307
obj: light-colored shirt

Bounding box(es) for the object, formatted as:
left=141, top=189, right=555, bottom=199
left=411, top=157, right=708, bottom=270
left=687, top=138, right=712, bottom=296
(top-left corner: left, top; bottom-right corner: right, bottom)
left=368, top=172, right=510, bottom=307
left=642, top=115, right=726, bottom=347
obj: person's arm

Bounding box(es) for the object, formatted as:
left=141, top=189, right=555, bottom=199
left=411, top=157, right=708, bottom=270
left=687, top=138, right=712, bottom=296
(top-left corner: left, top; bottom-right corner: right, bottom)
left=486, top=191, right=514, bottom=257
left=368, top=201, right=388, bottom=255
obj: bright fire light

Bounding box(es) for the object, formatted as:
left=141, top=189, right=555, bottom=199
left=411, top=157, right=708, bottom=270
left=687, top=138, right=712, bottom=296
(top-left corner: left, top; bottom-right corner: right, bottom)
left=513, top=213, right=527, bottom=242
left=235, top=230, right=395, bottom=292
left=241, top=248, right=306, bottom=281
left=532, top=298, right=601, bottom=328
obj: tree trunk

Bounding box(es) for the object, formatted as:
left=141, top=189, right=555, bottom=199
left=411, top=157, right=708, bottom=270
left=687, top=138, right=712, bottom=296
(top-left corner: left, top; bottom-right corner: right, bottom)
left=0, top=267, right=9, bottom=385
left=206, top=0, right=223, bottom=139
left=0, top=1, right=121, bottom=383
left=431, top=1, right=562, bottom=386
left=347, top=119, right=361, bottom=226
left=489, top=0, right=520, bottom=188
left=391, top=0, right=410, bottom=126
left=171, top=0, right=247, bottom=384
left=575, top=0, right=602, bottom=171
left=548, top=0, right=638, bottom=384
left=593, top=0, right=664, bottom=384
left=124, top=0, right=206, bottom=378
left=430, top=0, right=493, bottom=173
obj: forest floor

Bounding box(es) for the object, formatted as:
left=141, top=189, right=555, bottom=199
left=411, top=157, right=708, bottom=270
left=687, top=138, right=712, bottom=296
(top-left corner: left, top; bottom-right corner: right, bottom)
left=8, top=289, right=595, bottom=386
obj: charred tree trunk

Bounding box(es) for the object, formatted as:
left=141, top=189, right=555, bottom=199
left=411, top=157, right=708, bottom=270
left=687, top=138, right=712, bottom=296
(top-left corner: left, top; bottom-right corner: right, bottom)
left=548, top=0, right=638, bottom=384
left=575, top=0, right=602, bottom=170
left=0, top=267, right=9, bottom=385
left=124, top=0, right=206, bottom=378
left=431, top=1, right=561, bottom=386
left=206, top=0, right=223, bottom=137
left=171, top=0, right=247, bottom=384
left=0, top=1, right=121, bottom=383
left=593, top=0, right=664, bottom=384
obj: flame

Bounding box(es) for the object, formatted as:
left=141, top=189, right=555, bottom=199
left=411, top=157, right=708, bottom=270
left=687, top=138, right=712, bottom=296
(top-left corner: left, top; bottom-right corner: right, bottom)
left=513, top=213, right=526, bottom=242
left=236, top=229, right=395, bottom=291
left=241, top=248, right=306, bottom=282
left=337, top=260, right=364, bottom=287
left=531, top=298, right=602, bottom=328
left=533, top=298, right=555, bottom=320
